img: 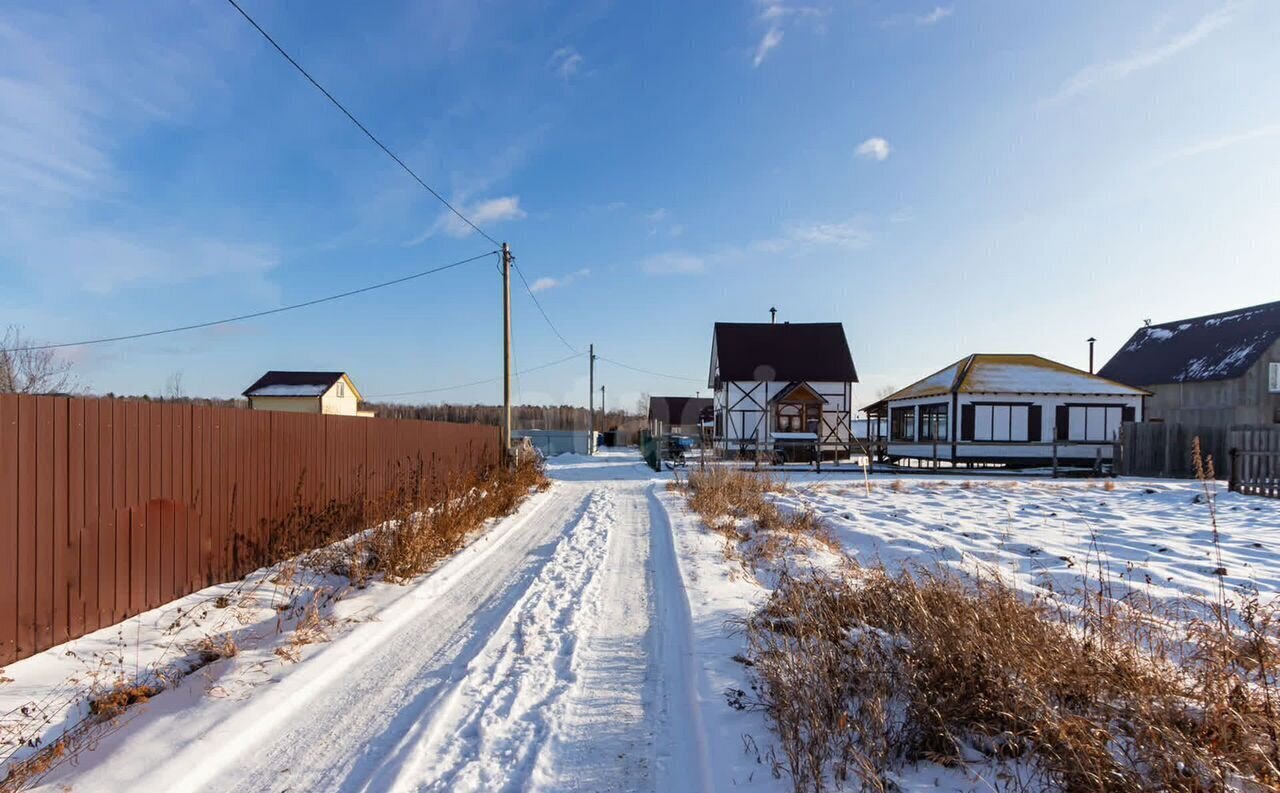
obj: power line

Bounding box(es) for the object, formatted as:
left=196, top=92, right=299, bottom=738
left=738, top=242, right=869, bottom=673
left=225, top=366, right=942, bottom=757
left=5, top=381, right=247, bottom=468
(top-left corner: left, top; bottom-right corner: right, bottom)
left=366, top=351, right=585, bottom=399
left=13, top=251, right=497, bottom=352
left=224, top=0, right=500, bottom=247
left=596, top=355, right=702, bottom=383
left=512, top=262, right=579, bottom=353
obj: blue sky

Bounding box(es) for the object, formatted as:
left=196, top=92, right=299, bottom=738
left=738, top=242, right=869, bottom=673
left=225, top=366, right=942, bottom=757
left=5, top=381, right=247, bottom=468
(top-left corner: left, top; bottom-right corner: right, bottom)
left=1, top=0, right=1277, bottom=411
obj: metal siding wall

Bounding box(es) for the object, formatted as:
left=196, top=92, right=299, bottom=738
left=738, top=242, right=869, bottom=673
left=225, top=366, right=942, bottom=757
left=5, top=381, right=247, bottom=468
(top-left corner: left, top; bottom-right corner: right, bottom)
left=0, top=394, right=499, bottom=666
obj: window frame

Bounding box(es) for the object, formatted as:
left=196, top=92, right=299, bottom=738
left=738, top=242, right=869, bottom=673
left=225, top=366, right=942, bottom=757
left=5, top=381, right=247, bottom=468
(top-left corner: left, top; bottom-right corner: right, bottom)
left=967, top=401, right=1032, bottom=443
left=890, top=406, right=916, bottom=442
left=336, top=381, right=346, bottom=398
left=917, top=402, right=949, bottom=442
left=1270, top=362, right=1280, bottom=394
left=1061, top=402, right=1127, bottom=442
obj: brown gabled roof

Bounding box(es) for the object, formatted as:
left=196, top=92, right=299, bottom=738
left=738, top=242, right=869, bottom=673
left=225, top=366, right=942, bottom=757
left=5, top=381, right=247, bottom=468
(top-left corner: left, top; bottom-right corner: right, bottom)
left=710, top=322, right=857, bottom=387
left=1099, top=299, right=1280, bottom=386
left=648, top=396, right=712, bottom=425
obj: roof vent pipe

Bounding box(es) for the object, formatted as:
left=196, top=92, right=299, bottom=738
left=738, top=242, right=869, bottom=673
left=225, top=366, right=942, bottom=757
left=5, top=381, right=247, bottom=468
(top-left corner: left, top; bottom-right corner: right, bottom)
left=1087, top=336, right=1097, bottom=374
left=770, top=306, right=777, bottom=324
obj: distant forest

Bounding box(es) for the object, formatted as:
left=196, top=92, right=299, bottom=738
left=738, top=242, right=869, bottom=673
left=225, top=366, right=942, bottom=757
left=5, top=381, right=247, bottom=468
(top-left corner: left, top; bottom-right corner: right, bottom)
left=59, top=392, right=639, bottom=432
left=367, top=403, right=641, bottom=431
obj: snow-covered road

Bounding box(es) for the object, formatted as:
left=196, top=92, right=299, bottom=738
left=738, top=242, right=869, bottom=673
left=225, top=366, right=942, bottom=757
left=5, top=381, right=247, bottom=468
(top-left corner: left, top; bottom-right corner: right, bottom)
left=33, top=452, right=713, bottom=793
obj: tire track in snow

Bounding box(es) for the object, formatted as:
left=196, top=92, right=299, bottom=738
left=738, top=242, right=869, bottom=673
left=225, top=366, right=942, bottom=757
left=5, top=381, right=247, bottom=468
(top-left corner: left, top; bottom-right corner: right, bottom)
left=379, top=487, right=617, bottom=793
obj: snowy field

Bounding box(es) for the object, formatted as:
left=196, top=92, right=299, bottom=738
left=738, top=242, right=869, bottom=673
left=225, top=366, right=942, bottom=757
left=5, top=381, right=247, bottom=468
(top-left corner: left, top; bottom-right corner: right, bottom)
left=3, top=452, right=1279, bottom=792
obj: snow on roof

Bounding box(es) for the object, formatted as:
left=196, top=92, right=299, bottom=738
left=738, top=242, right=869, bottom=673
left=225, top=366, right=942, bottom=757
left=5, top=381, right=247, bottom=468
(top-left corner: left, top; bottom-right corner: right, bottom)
left=883, top=354, right=1148, bottom=403
left=248, top=383, right=330, bottom=397
left=1099, top=299, right=1280, bottom=386
left=243, top=371, right=358, bottom=399
left=882, top=360, right=963, bottom=401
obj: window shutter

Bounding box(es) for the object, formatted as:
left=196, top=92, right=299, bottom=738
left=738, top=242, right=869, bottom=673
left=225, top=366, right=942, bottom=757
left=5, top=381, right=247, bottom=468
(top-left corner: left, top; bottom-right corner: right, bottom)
left=1027, top=405, right=1042, bottom=442
left=960, top=404, right=975, bottom=441
left=1122, top=405, right=1136, bottom=424
left=1055, top=406, right=1069, bottom=441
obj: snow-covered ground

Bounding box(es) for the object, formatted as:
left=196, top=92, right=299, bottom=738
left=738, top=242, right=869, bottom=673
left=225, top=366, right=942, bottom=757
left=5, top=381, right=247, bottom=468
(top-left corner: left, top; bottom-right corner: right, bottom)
left=5, top=453, right=1278, bottom=793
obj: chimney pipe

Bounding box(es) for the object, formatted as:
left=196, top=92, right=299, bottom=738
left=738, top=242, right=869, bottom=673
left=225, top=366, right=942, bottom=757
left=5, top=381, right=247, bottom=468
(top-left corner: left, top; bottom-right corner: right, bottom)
left=1087, top=337, right=1097, bottom=374
left=770, top=306, right=777, bottom=324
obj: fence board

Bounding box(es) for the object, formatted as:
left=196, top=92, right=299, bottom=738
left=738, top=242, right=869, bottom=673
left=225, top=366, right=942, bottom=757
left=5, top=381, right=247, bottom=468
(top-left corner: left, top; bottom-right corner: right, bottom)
left=0, top=394, right=498, bottom=664
left=0, top=396, right=18, bottom=665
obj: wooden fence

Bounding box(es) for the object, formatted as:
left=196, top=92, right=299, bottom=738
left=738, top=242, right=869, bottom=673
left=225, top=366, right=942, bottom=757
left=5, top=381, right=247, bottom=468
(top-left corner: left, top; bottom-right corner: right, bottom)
left=1117, top=422, right=1233, bottom=479
left=0, top=394, right=500, bottom=666
left=1229, top=428, right=1280, bottom=499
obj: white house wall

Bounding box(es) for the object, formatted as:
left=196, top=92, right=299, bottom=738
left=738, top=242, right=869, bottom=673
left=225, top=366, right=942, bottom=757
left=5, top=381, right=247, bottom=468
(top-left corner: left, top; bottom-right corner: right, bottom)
left=885, top=392, right=1144, bottom=462
left=716, top=380, right=852, bottom=448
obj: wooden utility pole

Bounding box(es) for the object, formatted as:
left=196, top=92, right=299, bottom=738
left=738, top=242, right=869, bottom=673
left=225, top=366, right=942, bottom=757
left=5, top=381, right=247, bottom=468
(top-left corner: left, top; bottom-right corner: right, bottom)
left=501, top=243, right=513, bottom=456
left=588, top=344, right=596, bottom=454
left=600, top=385, right=606, bottom=440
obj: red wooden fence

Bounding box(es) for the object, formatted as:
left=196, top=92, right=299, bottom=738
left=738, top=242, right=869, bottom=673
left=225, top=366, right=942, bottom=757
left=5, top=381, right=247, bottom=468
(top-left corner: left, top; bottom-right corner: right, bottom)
left=0, top=394, right=500, bottom=666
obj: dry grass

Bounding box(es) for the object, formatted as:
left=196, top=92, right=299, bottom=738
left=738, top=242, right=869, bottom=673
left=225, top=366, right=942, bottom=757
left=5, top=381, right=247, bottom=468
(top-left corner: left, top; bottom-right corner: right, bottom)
left=681, top=443, right=1280, bottom=792
left=1, top=454, right=549, bottom=792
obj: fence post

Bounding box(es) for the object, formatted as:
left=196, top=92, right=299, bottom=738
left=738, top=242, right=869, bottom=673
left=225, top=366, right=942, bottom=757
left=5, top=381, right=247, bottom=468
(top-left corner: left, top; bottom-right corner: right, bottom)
left=1229, top=448, right=1240, bottom=493
left=1051, top=433, right=1058, bottom=479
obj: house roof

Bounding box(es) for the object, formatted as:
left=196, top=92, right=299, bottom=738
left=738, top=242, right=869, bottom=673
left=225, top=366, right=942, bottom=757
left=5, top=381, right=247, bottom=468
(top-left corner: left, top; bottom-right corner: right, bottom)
left=648, top=396, right=712, bottom=425
left=1098, top=299, right=1280, bottom=386
left=243, top=371, right=359, bottom=399
left=876, top=354, right=1147, bottom=407
left=710, top=322, right=857, bottom=386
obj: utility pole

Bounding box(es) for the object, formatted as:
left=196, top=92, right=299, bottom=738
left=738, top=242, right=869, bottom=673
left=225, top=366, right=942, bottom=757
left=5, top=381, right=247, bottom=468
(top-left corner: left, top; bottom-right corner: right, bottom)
left=501, top=243, right=513, bottom=456
left=601, top=384, right=606, bottom=435
left=588, top=344, right=596, bottom=455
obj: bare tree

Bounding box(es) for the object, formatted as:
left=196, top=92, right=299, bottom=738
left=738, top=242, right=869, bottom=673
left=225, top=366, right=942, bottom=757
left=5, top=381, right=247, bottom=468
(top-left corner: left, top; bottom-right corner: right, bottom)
left=636, top=392, right=650, bottom=417
left=0, top=325, right=77, bottom=394
left=164, top=370, right=186, bottom=400
left=874, top=384, right=897, bottom=401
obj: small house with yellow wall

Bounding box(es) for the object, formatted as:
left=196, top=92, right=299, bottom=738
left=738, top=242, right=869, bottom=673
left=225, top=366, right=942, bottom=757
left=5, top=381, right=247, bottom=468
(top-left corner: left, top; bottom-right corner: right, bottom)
left=243, top=371, right=375, bottom=417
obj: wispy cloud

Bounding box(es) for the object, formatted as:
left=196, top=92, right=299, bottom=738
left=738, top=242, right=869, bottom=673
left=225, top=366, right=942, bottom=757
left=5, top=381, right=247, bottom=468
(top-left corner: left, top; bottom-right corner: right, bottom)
left=529, top=267, right=591, bottom=292
left=641, top=252, right=706, bottom=275
left=916, top=6, right=953, bottom=25
left=641, top=214, right=873, bottom=276
left=1039, top=5, right=1238, bottom=106
left=1166, top=122, right=1280, bottom=160
left=0, top=7, right=280, bottom=296
left=549, top=46, right=584, bottom=79
left=751, top=1, right=824, bottom=67
left=881, top=5, right=953, bottom=28
left=409, top=195, right=527, bottom=243
left=855, top=137, right=891, bottom=161
left=783, top=218, right=871, bottom=250
left=753, top=27, right=784, bottom=67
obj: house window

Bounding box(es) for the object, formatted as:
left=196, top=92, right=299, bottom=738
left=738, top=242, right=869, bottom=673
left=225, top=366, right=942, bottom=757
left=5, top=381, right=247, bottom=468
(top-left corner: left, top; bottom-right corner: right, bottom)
left=1066, top=406, right=1124, bottom=442
left=1270, top=362, right=1280, bottom=393
left=336, top=381, right=346, bottom=398
left=918, top=403, right=948, bottom=441
left=890, top=406, right=916, bottom=441
left=970, top=404, right=1031, bottom=442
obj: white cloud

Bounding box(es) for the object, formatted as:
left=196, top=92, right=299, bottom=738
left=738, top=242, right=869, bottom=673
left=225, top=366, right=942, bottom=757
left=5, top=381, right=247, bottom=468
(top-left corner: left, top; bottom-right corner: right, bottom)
left=751, top=1, right=824, bottom=67
left=641, top=252, right=706, bottom=275
left=784, top=218, right=871, bottom=250
left=1040, top=5, right=1237, bottom=106
left=753, top=27, right=784, bottom=67
left=0, top=7, right=279, bottom=297
left=645, top=208, right=669, bottom=223
left=528, top=268, right=591, bottom=293
left=549, top=47, right=583, bottom=79
left=916, top=6, right=953, bottom=25
left=410, top=195, right=527, bottom=242
left=856, top=137, right=891, bottom=161
left=1169, top=122, right=1280, bottom=160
